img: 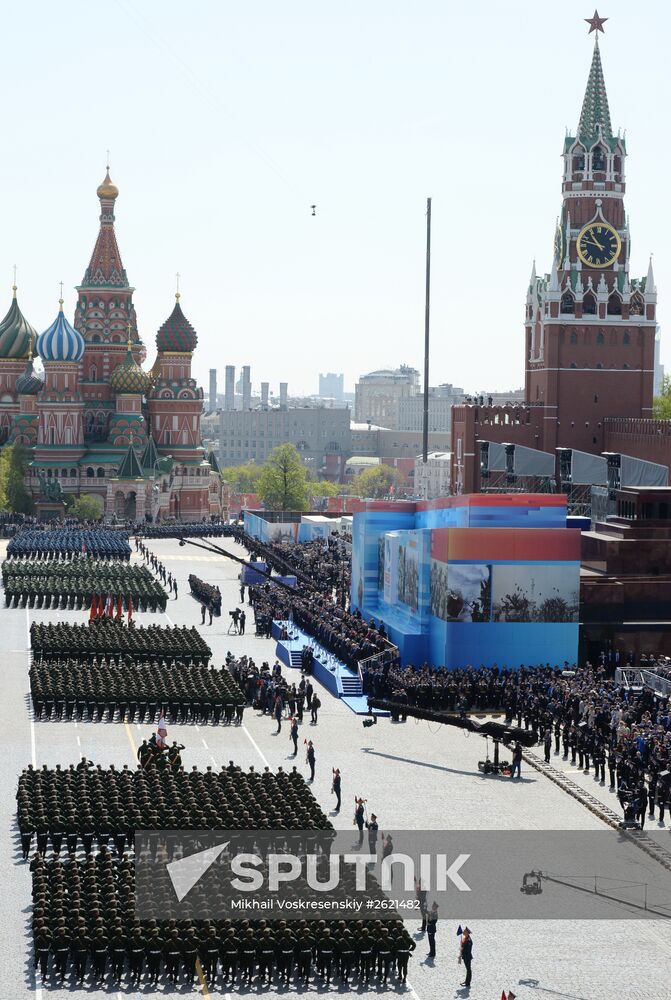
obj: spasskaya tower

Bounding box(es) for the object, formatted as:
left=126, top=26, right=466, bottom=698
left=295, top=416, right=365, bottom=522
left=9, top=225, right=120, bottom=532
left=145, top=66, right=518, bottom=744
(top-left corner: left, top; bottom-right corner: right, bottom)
left=525, top=9, right=656, bottom=455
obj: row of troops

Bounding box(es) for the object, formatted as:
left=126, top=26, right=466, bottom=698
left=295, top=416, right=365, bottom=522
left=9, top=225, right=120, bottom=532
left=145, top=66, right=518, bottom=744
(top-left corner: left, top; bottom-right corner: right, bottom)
left=18, top=762, right=332, bottom=859
left=30, top=620, right=211, bottom=663
left=33, top=851, right=415, bottom=989
left=29, top=659, right=245, bottom=724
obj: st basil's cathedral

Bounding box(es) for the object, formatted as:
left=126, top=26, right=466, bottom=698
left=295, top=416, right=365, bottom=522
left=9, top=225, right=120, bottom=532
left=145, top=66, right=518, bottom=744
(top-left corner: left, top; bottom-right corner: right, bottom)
left=0, top=169, right=223, bottom=521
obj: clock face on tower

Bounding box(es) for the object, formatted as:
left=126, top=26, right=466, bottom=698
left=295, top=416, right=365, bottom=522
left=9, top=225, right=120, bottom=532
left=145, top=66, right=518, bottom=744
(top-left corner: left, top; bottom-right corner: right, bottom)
left=576, top=222, right=621, bottom=268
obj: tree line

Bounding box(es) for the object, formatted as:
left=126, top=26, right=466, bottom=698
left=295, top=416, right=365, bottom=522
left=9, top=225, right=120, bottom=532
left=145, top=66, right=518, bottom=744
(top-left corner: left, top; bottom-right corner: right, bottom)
left=221, top=443, right=400, bottom=511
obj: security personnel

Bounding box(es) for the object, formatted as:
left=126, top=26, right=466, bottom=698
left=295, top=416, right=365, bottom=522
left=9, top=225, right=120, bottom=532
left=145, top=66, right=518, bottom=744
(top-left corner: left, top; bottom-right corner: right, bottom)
left=426, top=903, right=438, bottom=958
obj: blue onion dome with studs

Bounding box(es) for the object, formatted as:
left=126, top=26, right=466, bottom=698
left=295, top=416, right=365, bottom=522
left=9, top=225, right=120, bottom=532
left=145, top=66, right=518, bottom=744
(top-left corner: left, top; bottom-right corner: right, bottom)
left=37, top=299, right=85, bottom=363
left=110, top=341, right=151, bottom=394
left=16, top=349, right=44, bottom=395
left=0, top=286, right=38, bottom=359
left=156, top=293, right=198, bottom=353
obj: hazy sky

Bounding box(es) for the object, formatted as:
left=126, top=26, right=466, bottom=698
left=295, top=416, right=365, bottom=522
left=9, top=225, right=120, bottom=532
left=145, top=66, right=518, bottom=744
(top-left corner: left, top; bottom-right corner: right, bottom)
left=1, top=1, right=668, bottom=396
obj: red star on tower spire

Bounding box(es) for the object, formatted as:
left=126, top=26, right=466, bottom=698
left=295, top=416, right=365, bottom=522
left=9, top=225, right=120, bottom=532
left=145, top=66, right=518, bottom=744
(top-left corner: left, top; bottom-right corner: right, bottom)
left=585, top=9, right=608, bottom=34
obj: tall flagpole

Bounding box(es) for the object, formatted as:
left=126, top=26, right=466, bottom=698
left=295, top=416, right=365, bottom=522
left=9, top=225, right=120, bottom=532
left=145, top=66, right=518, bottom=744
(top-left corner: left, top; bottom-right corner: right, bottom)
left=422, top=197, right=432, bottom=465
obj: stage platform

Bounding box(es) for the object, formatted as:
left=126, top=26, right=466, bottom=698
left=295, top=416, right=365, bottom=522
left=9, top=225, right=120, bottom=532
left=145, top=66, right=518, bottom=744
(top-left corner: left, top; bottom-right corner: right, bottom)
left=271, top=621, right=388, bottom=716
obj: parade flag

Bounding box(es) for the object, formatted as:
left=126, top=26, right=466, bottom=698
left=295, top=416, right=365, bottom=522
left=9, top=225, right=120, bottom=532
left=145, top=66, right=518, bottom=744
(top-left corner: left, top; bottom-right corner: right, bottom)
left=457, top=925, right=463, bottom=936
left=104, top=594, right=112, bottom=618
left=508, top=993, right=516, bottom=1000
left=127, top=594, right=133, bottom=621
left=89, top=595, right=98, bottom=621
left=116, top=595, right=123, bottom=620
left=97, top=594, right=104, bottom=619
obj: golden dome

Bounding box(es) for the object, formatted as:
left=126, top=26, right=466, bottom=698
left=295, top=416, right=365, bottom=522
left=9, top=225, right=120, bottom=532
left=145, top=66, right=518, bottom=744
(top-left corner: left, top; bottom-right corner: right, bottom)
left=97, top=168, right=119, bottom=201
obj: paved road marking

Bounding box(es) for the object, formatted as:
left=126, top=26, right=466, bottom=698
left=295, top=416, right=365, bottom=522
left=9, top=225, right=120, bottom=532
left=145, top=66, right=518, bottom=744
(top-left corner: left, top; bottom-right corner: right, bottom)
left=241, top=724, right=270, bottom=768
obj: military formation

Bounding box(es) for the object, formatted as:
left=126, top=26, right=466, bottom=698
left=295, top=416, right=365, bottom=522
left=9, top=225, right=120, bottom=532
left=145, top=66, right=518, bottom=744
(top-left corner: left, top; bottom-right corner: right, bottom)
left=30, top=620, right=212, bottom=663
left=3, top=559, right=167, bottom=610
left=29, top=659, right=245, bottom=723
left=8, top=527, right=131, bottom=560
left=188, top=574, right=222, bottom=615
left=32, top=845, right=415, bottom=990
left=18, top=763, right=332, bottom=856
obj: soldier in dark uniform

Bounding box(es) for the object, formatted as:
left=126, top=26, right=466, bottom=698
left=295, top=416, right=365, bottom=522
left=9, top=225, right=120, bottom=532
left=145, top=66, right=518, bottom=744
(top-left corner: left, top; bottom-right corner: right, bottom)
left=164, top=929, right=182, bottom=985
left=395, top=926, right=415, bottom=983
left=145, top=928, right=163, bottom=986
left=277, top=928, right=295, bottom=984
left=257, top=927, right=276, bottom=985
left=375, top=926, right=393, bottom=984
left=338, top=928, right=356, bottom=984
left=91, top=926, right=109, bottom=982
left=357, top=927, right=375, bottom=984
left=34, top=926, right=52, bottom=981
left=127, top=927, right=145, bottom=986
left=70, top=927, right=89, bottom=984
left=295, top=927, right=313, bottom=984
left=109, top=927, right=127, bottom=984
left=200, top=926, right=219, bottom=987
left=239, top=928, right=257, bottom=985
left=426, top=902, right=438, bottom=958
left=182, top=927, right=200, bottom=985
left=51, top=926, right=70, bottom=983
left=317, top=927, right=336, bottom=985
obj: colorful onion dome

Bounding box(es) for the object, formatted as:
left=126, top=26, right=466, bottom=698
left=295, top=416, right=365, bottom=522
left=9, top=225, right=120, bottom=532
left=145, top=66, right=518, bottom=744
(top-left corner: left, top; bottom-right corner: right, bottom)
left=37, top=300, right=85, bottom=363
left=16, top=354, right=44, bottom=395
left=96, top=168, right=119, bottom=201
left=156, top=294, right=198, bottom=353
left=0, top=287, right=38, bottom=359
left=110, top=343, right=151, bottom=394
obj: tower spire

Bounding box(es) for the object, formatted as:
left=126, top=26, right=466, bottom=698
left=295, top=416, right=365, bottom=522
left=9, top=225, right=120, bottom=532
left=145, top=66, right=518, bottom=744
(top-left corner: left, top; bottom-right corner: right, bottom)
left=578, top=14, right=612, bottom=141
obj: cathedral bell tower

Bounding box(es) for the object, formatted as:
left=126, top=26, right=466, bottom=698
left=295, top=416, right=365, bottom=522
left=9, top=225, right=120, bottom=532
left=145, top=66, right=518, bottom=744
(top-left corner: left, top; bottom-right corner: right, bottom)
left=525, top=11, right=656, bottom=456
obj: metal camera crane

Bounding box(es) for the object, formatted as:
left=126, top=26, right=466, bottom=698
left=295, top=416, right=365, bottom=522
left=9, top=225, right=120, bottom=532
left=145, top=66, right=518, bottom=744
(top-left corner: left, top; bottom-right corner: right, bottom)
left=364, top=697, right=538, bottom=775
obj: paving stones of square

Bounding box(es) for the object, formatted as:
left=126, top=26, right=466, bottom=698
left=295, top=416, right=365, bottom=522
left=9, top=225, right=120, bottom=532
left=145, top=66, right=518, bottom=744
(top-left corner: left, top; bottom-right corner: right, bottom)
left=1, top=536, right=669, bottom=1000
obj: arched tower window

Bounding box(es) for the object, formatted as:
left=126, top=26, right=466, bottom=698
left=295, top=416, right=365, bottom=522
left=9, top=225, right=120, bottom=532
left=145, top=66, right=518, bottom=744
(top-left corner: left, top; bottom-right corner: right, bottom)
left=596, top=331, right=605, bottom=345
left=570, top=331, right=578, bottom=344
left=592, top=144, right=606, bottom=172
left=607, top=293, right=622, bottom=316
left=560, top=292, right=575, bottom=315
left=583, top=292, right=597, bottom=315
left=623, top=331, right=631, bottom=345
left=572, top=146, right=585, bottom=173
left=630, top=294, right=644, bottom=316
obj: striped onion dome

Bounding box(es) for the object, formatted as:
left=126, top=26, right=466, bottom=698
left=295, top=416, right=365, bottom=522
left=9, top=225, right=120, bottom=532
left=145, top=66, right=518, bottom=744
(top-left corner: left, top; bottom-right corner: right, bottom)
left=156, top=294, right=198, bottom=353
left=110, top=345, right=151, bottom=394
left=37, top=301, right=85, bottom=363
left=16, top=356, right=44, bottom=395
left=0, top=287, right=38, bottom=359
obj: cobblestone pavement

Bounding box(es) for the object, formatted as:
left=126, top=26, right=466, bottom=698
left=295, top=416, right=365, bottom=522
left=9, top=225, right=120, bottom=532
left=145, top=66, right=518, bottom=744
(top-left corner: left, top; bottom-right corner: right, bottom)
left=1, top=537, right=670, bottom=999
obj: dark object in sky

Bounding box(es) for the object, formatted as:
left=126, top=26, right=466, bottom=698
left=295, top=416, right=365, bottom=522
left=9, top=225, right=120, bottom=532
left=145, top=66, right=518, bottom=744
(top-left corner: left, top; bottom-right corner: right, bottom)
left=311, top=205, right=316, bottom=216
